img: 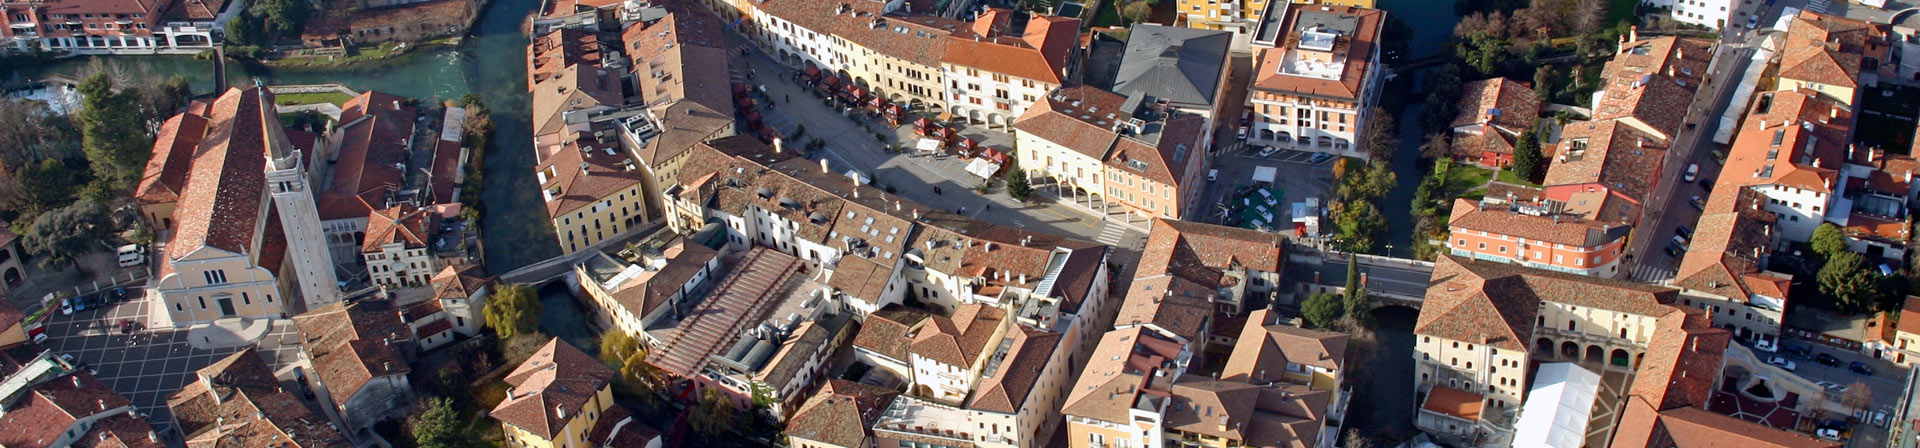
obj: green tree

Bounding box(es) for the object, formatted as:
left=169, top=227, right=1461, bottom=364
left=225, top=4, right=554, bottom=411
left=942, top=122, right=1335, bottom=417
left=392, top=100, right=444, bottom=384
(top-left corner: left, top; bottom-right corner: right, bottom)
left=409, top=397, right=470, bottom=448
left=618, top=347, right=665, bottom=407
left=255, top=0, right=312, bottom=38
left=1511, top=129, right=1542, bottom=182
left=599, top=331, right=639, bottom=368
left=1344, top=285, right=1374, bottom=328
left=1331, top=201, right=1384, bottom=253
left=1533, top=66, right=1558, bottom=103
left=1005, top=159, right=1032, bottom=201
left=689, top=387, right=736, bottom=439
left=22, top=200, right=111, bottom=269
left=1459, top=32, right=1510, bottom=75
left=1301, top=292, right=1344, bottom=329
left=484, top=284, right=542, bottom=339
left=12, top=158, right=86, bottom=221
left=77, top=73, right=151, bottom=189
left=1810, top=223, right=1848, bottom=259
left=1819, top=252, right=1879, bottom=313
left=224, top=13, right=262, bottom=46
left=1120, top=1, right=1153, bottom=24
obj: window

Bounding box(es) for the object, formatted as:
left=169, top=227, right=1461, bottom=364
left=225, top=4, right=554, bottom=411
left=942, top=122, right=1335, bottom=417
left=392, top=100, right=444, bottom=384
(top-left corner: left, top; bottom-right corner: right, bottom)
left=198, top=297, right=207, bottom=309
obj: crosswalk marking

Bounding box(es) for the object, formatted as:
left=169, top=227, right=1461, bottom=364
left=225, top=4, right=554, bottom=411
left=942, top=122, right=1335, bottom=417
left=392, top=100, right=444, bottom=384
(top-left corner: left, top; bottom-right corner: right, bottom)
left=1095, top=222, right=1130, bottom=246
left=1628, top=263, right=1674, bottom=283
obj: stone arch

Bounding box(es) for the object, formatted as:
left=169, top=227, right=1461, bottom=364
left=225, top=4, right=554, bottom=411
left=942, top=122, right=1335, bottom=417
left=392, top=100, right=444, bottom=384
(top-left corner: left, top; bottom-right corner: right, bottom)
left=1610, top=349, right=1631, bottom=367
left=1260, top=129, right=1275, bottom=140
left=1585, top=345, right=1604, bottom=363
left=968, top=109, right=984, bottom=124
left=3, top=267, right=18, bottom=287
left=855, top=77, right=869, bottom=88
left=1535, top=338, right=1554, bottom=356
left=1560, top=341, right=1579, bottom=359
left=988, top=113, right=1005, bottom=126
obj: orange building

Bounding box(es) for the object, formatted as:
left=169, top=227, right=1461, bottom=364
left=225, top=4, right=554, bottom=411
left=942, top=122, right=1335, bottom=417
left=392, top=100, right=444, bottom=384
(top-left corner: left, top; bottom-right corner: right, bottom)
left=1445, top=198, right=1631, bottom=278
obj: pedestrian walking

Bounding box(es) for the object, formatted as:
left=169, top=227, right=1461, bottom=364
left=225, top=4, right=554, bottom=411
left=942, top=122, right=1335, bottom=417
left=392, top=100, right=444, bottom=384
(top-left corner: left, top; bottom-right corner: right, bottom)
left=785, top=94, right=791, bottom=103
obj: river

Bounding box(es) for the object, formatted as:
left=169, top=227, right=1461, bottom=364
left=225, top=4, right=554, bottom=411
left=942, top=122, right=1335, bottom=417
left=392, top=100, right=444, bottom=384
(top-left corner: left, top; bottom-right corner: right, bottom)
left=2, top=0, right=558, bottom=273
left=1376, top=0, right=1462, bottom=257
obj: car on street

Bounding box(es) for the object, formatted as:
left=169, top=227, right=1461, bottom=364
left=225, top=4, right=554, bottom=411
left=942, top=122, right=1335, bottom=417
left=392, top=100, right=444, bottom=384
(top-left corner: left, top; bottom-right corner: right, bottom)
left=1308, top=153, right=1333, bottom=164
left=1671, top=234, right=1689, bottom=248
left=1258, top=147, right=1279, bottom=158
left=1236, top=126, right=1249, bottom=141
left=1685, top=163, right=1699, bottom=182
left=1816, top=428, right=1842, bottom=441
left=1675, top=225, right=1693, bottom=239
left=1207, top=169, right=1218, bottom=182
left=1700, top=177, right=1715, bottom=191
left=1747, top=15, right=1759, bottom=29
left=1765, top=355, right=1797, bottom=371
left=1849, top=361, right=1875, bottom=375
left=1665, top=242, right=1684, bottom=257
left=1785, top=345, right=1812, bottom=359
left=1754, top=339, right=1778, bottom=352
left=59, top=298, right=72, bottom=315
left=1873, top=411, right=1888, bottom=427
left=1815, top=353, right=1841, bottom=367
left=1240, top=110, right=1252, bottom=125
left=1689, top=195, right=1705, bottom=210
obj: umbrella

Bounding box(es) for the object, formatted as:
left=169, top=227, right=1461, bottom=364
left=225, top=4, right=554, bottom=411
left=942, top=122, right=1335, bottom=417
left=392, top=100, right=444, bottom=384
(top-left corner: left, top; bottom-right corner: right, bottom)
left=959, top=138, right=978, bottom=152
left=745, top=110, right=762, bottom=122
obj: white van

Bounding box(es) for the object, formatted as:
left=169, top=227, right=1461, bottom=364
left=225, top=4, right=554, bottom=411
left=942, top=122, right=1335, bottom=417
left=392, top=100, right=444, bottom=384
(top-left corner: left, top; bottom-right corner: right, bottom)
left=116, top=244, right=146, bottom=268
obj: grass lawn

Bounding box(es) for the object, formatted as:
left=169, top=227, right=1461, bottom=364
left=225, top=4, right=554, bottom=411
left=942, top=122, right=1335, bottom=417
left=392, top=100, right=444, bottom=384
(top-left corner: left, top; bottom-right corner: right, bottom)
left=268, top=42, right=412, bottom=68
left=274, top=92, right=355, bottom=107
left=1496, top=168, right=1542, bottom=187
left=1444, top=164, right=1494, bottom=200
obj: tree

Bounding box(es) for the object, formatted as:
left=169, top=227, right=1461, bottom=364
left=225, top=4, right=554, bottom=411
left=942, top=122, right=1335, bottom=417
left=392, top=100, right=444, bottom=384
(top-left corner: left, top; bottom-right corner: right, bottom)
left=484, top=284, right=541, bottom=339
left=1458, top=32, right=1511, bottom=76
left=224, top=13, right=262, bottom=45
left=1344, top=284, right=1374, bottom=328
left=1418, top=133, right=1453, bottom=160
left=12, top=158, right=87, bottom=221
left=1511, top=129, right=1542, bottom=182
left=254, top=0, right=312, bottom=38
left=1359, top=107, right=1398, bottom=161
left=1572, top=0, right=1605, bottom=35
left=618, top=348, right=665, bottom=407
left=689, top=387, right=737, bottom=439
left=1005, top=159, right=1032, bottom=201
left=1331, top=201, right=1384, bottom=253
left=599, top=331, right=639, bottom=368
left=1533, top=66, right=1558, bottom=103
left=76, top=73, right=151, bottom=189
left=1841, top=381, right=1874, bottom=415
left=1302, top=293, right=1344, bottom=329
left=1810, top=223, right=1848, bottom=259
left=1120, top=1, right=1153, bottom=24
left=22, top=200, right=111, bottom=269
left=501, top=332, right=551, bottom=366
left=1818, top=252, right=1880, bottom=313
left=409, top=397, right=469, bottom=448
left=1333, top=316, right=1380, bottom=381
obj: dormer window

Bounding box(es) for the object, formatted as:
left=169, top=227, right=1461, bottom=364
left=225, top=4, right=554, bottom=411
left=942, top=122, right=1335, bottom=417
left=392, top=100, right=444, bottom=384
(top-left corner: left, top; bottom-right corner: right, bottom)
left=1127, top=160, right=1148, bottom=171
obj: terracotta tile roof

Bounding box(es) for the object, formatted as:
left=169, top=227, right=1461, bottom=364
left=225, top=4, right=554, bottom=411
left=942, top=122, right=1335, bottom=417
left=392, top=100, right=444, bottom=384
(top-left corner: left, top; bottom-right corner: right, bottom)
left=1165, top=379, right=1329, bottom=448
left=529, top=28, right=605, bottom=87
left=605, top=237, right=718, bottom=320
left=1222, top=309, right=1348, bottom=381
left=1899, top=297, right=1920, bottom=336
left=1249, top=5, right=1383, bottom=101
left=71, top=410, right=163, bottom=448
left=940, top=14, right=1079, bottom=84
left=0, top=300, right=21, bottom=334
left=585, top=405, right=660, bottom=447
left=852, top=306, right=929, bottom=362
left=0, top=372, right=136, bottom=448
left=362, top=205, right=431, bottom=252
left=292, top=299, right=414, bottom=408
left=756, top=0, right=959, bottom=67
left=784, top=379, right=899, bottom=447
left=621, top=6, right=735, bottom=120
left=1594, top=36, right=1713, bottom=140
left=829, top=256, right=893, bottom=303
left=168, top=87, right=275, bottom=259
left=646, top=247, right=803, bottom=378
left=1421, top=385, right=1483, bottom=420
left=1422, top=256, right=1678, bottom=349
left=1447, top=199, right=1629, bottom=247
left=1674, top=188, right=1781, bottom=301
left=1626, top=306, right=1727, bottom=411
left=1719, top=90, right=1850, bottom=193
left=1138, top=218, right=1286, bottom=291
left=431, top=264, right=494, bottom=302
left=135, top=112, right=208, bottom=206
left=529, top=63, right=623, bottom=136
left=493, top=338, right=615, bottom=440
left=167, top=348, right=352, bottom=448
left=1062, top=327, right=1188, bottom=423
left=1114, top=275, right=1216, bottom=340
left=967, top=328, right=1062, bottom=414
left=536, top=135, right=648, bottom=218
left=1544, top=120, right=1668, bottom=203
left=163, top=0, right=218, bottom=21
left=1011, top=85, right=1125, bottom=160
left=1454, top=131, right=1515, bottom=157
left=322, top=91, right=414, bottom=220
left=1104, top=114, right=1206, bottom=188
left=1610, top=398, right=1840, bottom=448
left=1779, top=11, right=1889, bottom=90
left=537, top=0, right=621, bottom=19
left=1847, top=151, right=1920, bottom=195
left=909, top=303, right=1008, bottom=366
left=1451, top=78, right=1540, bottom=134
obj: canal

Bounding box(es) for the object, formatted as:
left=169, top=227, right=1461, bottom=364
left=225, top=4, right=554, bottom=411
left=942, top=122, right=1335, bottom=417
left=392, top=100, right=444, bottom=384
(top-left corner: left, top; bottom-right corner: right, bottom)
left=2, top=0, right=559, bottom=273
left=1375, top=0, right=1461, bottom=257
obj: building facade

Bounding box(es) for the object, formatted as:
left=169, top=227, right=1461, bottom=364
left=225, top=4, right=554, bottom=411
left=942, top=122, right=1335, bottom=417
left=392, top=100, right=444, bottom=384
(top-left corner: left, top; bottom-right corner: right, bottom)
left=1244, top=5, right=1384, bottom=159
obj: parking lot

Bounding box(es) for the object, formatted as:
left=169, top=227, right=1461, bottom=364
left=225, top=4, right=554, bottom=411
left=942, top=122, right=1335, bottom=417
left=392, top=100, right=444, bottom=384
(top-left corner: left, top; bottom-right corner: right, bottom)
left=36, top=290, right=304, bottom=435
left=1193, top=142, right=1336, bottom=227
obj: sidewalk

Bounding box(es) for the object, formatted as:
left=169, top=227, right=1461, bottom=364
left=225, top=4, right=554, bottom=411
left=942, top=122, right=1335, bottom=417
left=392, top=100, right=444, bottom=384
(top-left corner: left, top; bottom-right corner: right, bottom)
left=185, top=317, right=274, bottom=349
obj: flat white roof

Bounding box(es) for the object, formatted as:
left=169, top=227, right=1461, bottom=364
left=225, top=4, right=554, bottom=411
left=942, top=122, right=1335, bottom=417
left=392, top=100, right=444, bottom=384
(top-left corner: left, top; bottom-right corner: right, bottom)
left=1512, top=363, right=1601, bottom=448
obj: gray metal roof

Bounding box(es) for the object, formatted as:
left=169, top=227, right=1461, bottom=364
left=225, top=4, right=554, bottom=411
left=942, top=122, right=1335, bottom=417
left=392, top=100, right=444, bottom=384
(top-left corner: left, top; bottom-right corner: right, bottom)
left=1111, top=25, right=1232, bottom=108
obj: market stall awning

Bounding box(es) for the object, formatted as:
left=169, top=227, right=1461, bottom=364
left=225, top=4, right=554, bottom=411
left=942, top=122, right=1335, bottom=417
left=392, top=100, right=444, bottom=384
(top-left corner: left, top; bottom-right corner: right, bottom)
left=979, top=146, right=1007, bottom=164
left=916, top=138, right=943, bottom=153
left=804, top=67, right=820, bottom=77
left=913, top=117, right=930, bottom=128
left=965, top=157, right=1003, bottom=179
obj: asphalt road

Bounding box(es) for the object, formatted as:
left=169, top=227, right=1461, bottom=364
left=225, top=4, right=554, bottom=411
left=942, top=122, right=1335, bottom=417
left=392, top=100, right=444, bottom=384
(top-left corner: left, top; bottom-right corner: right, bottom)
left=1315, top=255, right=1435, bottom=300
left=1770, top=339, right=1910, bottom=447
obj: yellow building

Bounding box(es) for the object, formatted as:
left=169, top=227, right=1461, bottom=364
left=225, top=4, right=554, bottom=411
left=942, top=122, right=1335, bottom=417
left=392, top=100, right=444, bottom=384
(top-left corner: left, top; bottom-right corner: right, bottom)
left=1181, top=0, right=1374, bottom=35
left=1062, top=327, right=1191, bottom=448
left=0, top=301, right=23, bottom=347
left=493, top=338, right=663, bottom=448
left=1223, top=309, right=1347, bottom=391
left=1776, top=11, right=1892, bottom=106
left=1891, top=297, right=1920, bottom=366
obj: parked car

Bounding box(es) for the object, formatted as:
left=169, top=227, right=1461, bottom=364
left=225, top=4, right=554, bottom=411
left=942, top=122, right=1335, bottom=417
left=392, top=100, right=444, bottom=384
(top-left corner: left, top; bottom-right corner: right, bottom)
left=1258, top=147, right=1279, bottom=158
left=116, top=244, right=146, bottom=268
left=1240, top=109, right=1253, bottom=125
left=1815, top=353, right=1841, bottom=367
left=1849, top=361, right=1875, bottom=375
left=1675, top=225, right=1693, bottom=239
left=1684, top=163, right=1699, bottom=182
left=1236, top=126, right=1249, bottom=141
left=1784, top=345, right=1812, bottom=359
left=1689, top=195, right=1705, bottom=211
left=59, top=298, right=73, bottom=315
left=1671, top=234, right=1689, bottom=248
left=1208, top=169, right=1218, bottom=182
left=1754, top=339, right=1778, bottom=353
left=1765, top=355, right=1797, bottom=371
left=1700, top=177, right=1715, bottom=190
left=1816, top=428, right=1842, bottom=441
left=1308, top=153, right=1334, bottom=164
left=1665, top=243, right=1684, bottom=257
left=1873, top=411, right=1889, bottom=427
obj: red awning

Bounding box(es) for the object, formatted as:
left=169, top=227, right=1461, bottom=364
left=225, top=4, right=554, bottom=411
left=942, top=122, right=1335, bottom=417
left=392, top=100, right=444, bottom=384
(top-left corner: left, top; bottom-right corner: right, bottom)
left=804, top=67, right=821, bottom=77
left=849, top=87, right=866, bottom=98
left=980, top=146, right=1008, bottom=163
left=959, top=138, right=977, bottom=151
left=869, top=96, right=885, bottom=108
left=732, top=84, right=748, bottom=94
left=823, top=76, right=840, bottom=86
left=745, top=110, right=762, bottom=122
left=914, top=117, right=930, bottom=128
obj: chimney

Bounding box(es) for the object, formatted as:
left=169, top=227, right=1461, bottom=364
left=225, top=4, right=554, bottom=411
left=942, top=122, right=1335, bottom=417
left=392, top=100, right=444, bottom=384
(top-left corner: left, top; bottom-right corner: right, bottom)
left=895, top=200, right=902, bottom=212
left=384, top=361, right=392, bottom=371
left=774, top=137, right=784, bottom=153
left=556, top=405, right=567, bottom=419
left=1019, top=273, right=1026, bottom=284
left=821, top=157, right=830, bottom=173
left=71, top=376, right=80, bottom=388
left=98, top=399, right=106, bottom=410
left=392, top=100, right=400, bottom=110
left=913, top=208, right=922, bottom=219
left=580, top=162, right=591, bottom=175
left=1907, top=171, right=1914, bottom=183
left=1629, top=25, right=1638, bottom=42
left=1832, top=108, right=1840, bottom=120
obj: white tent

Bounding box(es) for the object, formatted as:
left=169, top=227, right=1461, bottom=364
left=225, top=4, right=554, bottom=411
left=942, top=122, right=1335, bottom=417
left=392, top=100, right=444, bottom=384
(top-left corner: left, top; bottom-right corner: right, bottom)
left=1252, top=166, right=1277, bottom=183
left=1512, top=363, right=1601, bottom=448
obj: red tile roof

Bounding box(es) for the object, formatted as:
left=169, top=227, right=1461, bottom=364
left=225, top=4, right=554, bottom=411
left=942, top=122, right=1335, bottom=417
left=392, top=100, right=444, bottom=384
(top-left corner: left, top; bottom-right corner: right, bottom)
left=1543, top=119, right=1668, bottom=204
left=1451, top=78, right=1540, bottom=134
left=1062, top=327, right=1188, bottom=423
left=785, top=379, right=899, bottom=447
left=167, top=87, right=274, bottom=260
left=1421, top=385, right=1483, bottom=420
left=646, top=247, right=803, bottom=378
left=1222, top=309, right=1348, bottom=381
left=940, top=14, right=1079, bottom=84
left=292, top=299, right=414, bottom=408
left=493, top=338, right=614, bottom=439
left=1610, top=397, right=1840, bottom=448
left=1447, top=198, right=1629, bottom=247
left=536, top=136, right=649, bottom=218
left=1719, top=90, right=1850, bottom=193
left=851, top=307, right=929, bottom=363
left=1421, top=255, right=1677, bottom=350
left=909, top=303, right=1008, bottom=367
left=967, top=327, right=1062, bottom=414
left=1674, top=189, right=1788, bottom=302
left=1593, top=36, right=1713, bottom=140
left=322, top=91, right=414, bottom=221
left=1249, top=5, right=1383, bottom=101
left=1011, top=85, right=1127, bottom=160
left=0, top=300, right=22, bottom=335
left=135, top=112, right=209, bottom=206
left=0, top=372, right=138, bottom=448
left=362, top=205, right=431, bottom=252
left=1625, top=306, right=1728, bottom=411
left=1779, top=11, right=1889, bottom=91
